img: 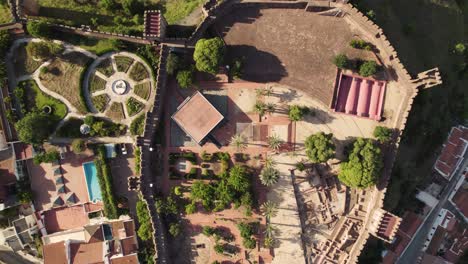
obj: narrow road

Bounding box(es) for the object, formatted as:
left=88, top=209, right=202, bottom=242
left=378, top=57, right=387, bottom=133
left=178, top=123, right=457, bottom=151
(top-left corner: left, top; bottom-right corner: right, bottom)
left=397, top=154, right=468, bottom=263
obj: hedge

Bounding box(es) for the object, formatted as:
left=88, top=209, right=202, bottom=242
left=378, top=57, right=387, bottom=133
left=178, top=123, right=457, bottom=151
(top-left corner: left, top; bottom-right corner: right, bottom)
left=95, top=145, right=118, bottom=218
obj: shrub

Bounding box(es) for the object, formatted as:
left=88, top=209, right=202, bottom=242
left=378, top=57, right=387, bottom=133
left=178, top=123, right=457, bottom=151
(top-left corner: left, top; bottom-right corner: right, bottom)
left=166, top=53, right=180, bottom=75
left=26, top=41, right=62, bottom=60
left=185, top=202, right=196, bottom=214
left=95, top=146, right=118, bottom=218
left=27, top=21, right=51, bottom=38
left=201, top=151, right=212, bottom=162
left=136, top=200, right=152, bottom=241
left=202, top=226, right=216, bottom=237
left=15, top=112, right=54, bottom=145
left=176, top=69, right=194, bottom=89
left=455, top=43, right=466, bottom=55
left=130, top=114, right=145, bottom=136
left=373, top=126, right=393, bottom=143
left=169, top=222, right=181, bottom=237
left=295, top=161, right=306, bottom=172
left=243, top=237, right=256, bottom=249
left=72, top=139, right=86, bottom=153
left=214, top=243, right=224, bottom=254
left=349, top=39, right=372, bottom=50
left=182, top=152, right=197, bottom=163
left=288, top=105, right=305, bottom=121
left=230, top=58, right=243, bottom=79
left=359, top=60, right=378, bottom=77
left=333, top=54, right=349, bottom=69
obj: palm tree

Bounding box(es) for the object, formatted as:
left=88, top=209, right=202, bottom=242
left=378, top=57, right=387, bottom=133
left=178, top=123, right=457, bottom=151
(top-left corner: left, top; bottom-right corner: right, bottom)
left=261, top=201, right=278, bottom=220
left=266, top=103, right=275, bottom=114
left=264, top=156, right=276, bottom=168
left=254, top=101, right=266, bottom=116
left=230, top=134, right=247, bottom=152
left=264, top=235, right=275, bottom=248
left=267, top=135, right=283, bottom=152
left=260, top=166, right=280, bottom=186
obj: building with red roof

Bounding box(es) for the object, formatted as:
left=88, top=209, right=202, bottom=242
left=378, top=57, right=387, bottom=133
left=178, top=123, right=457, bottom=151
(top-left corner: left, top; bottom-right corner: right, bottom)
left=331, top=71, right=387, bottom=121
left=143, top=10, right=167, bottom=40
left=172, top=91, right=224, bottom=145
left=434, top=125, right=468, bottom=179
left=449, top=169, right=468, bottom=222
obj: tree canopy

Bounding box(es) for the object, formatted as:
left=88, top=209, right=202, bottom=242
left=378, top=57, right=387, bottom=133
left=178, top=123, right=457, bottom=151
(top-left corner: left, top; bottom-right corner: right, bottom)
left=359, top=60, right=378, bottom=77
left=338, top=138, right=383, bottom=188
left=373, top=126, right=393, bottom=143
left=15, top=112, right=53, bottom=145
left=227, top=165, right=250, bottom=192
left=305, top=132, right=335, bottom=163
left=333, top=54, right=349, bottom=69
left=176, top=69, right=193, bottom=89
left=71, top=139, right=85, bottom=153
left=26, top=41, right=62, bottom=60
left=193, top=37, right=225, bottom=74
left=26, top=21, right=51, bottom=38
left=288, top=105, right=306, bottom=121
left=166, top=53, right=180, bottom=75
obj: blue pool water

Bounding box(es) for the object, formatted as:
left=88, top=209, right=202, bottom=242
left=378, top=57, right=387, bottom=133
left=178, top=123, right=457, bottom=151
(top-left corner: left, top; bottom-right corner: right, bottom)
left=83, top=162, right=102, bottom=202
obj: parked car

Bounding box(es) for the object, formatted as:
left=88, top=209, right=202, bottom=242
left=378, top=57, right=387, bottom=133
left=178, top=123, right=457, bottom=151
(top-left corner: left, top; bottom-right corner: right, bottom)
left=120, top=144, right=127, bottom=155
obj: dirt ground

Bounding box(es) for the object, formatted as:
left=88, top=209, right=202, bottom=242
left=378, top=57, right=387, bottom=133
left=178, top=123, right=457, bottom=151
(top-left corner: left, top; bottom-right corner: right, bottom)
left=215, top=7, right=370, bottom=106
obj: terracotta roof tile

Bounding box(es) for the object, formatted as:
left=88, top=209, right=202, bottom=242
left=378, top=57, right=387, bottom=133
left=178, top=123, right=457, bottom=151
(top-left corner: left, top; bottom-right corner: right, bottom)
left=69, top=242, right=104, bottom=264
left=110, top=254, right=139, bottom=264
left=452, top=187, right=468, bottom=219
left=43, top=241, right=67, bottom=264
left=43, top=205, right=89, bottom=233
left=120, top=236, right=138, bottom=255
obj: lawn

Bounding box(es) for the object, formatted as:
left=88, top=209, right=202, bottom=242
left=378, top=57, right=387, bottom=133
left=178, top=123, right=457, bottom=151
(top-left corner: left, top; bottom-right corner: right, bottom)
left=39, top=52, right=91, bottom=114
left=129, top=62, right=149, bottom=82
left=0, top=0, right=12, bottom=24
left=92, top=94, right=110, bottom=112
left=96, top=58, right=115, bottom=77
left=163, top=0, right=205, bottom=24
left=107, top=102, right=125, bottom=121
left=134, top=82, right=151, bottom=100
left=126, top=97, right=144, bottom=117
left=27, top=80, right=67, bottom=119
left=14, top=44, right=43, bottom=76
left=89, top=74, right=106, bottom=93
left=115, top=56, right=134, bottom=73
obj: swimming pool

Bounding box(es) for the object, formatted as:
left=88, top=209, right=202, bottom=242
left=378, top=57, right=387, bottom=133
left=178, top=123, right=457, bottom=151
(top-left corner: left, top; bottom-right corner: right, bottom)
left=83, top=162, right=102, bottom=202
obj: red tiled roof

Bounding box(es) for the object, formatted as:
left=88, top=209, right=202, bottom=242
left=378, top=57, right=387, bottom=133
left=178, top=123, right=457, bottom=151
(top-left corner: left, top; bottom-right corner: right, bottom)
left=452, top=187, right=468, bottom=219
left=172, top=92, right=224, bottom=143
left=398, top=211, right=423, bottom=238
left=434, top=126, right=468, bottom=178
left=145, top=11, right=161, bottom=37
left=123, top=220, right=135, bottom=237
left=43, top=205, right=89, bottom=233
left=0, top=155, right=17, bottom=201
left=426, top=226, right=446, bottom=255
left=13, top=142, right=33, bottom=160
left=120, top=236, right=138, bottom=255
left=110, top=254, right=139, bottom=264
left=382, top=250, right=397, bottom=264
left=69, top=242, right=104, bottom=264
left=43, top=241, right=67, bottom=264
left=332, top=72, right=386, bottom=121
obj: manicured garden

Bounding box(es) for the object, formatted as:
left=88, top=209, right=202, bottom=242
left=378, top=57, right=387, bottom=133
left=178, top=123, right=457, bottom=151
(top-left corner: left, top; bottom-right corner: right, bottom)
left=115, top=56, right=133, bottom=72
left=126, top=97, right=144, bottom=116
left=14, top=43, right=43, bottom=76
left=106, top=102, right=125, bottom=120
left=40, top=52, right=91, bottom=113
left=89, top=74, right=106, bottom=93
left=91, top=94, right=110, bottom=112
left=129, top=61, right=149, bottom=82
left=134, top=82, right=151, bottom=100
left=95, top=58, right=115, bottom=77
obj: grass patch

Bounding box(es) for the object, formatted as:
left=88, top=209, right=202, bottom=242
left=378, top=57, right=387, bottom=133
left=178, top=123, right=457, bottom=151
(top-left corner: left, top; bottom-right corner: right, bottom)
left=107, top=102, right=125, bottom=121
left=0, top=0, right=12, bottom=24
left=89, top=74, right=106, bottom=93
left=91, top=94, right=110, bottom=113
left=129, top=62, right=149, bottom=82
left=96, top=58, right=114, bottom=77
left=164, top=0, right=205, bottom=24
left=134, top=82, right=151, bottom=100
left=24, top=79, right=67, bottom=119
left=14, top=44, right=43, bottom=76
left=40, top=52, right=91, bottom=114
left=130, top=114, right=145, bottom=136
left=126, top=97, right=144, bottom=117
left=114, top=56, right=134, bottom=73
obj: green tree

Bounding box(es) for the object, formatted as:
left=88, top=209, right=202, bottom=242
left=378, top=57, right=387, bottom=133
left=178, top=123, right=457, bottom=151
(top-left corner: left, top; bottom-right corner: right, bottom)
left=169, top=222, right=181, bottom=237
left=230, top=134, right=247, bottom=152
left=137, top=222, right=152, bottom=241
left=193, top=37, right=225, bottom=74
left=338, top=138, right=383, bottom=188
left=214, top=243, right=224, bottom=254
left=71, top=139, right=85, bottom=153
left=288, top=105, right=305, bottom=121
left=305, top=132, right=335, bottom=163
left=185, top=202, right=196, bottom=214
left=267, top=135, right=283, bottom=152
left=27, top=21, right=51, bottom=38
left=373, top=126, right=393, bottom=143
left=243, top=237, right=256, bottom=249
left=202, top=226, right=216, bottom=237
left=0, top=31, right=11, bottom=53
left=227, top=165, right=250, bottom=192
left=333, top=54, right=349, bottom=69
left=260, top=166, right=280, bottom=186
left=15, top=112, right=53, bottom=145
left=359, top=60, right=378, bottom=77
left=122, top=0, right=144, bottom=15
left=101, top=0, right=117, bottom=10
left=176, top=69, right=193, bottom=89
left=166, top=53, right=180, bottom=75
left=191, top=181, right=216, bottom=210
left=454, top=43, right=466, bottom=55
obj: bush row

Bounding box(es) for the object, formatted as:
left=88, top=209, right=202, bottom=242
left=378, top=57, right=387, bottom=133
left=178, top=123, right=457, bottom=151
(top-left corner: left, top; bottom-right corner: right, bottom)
left=95, top=145, right=118, bottom=219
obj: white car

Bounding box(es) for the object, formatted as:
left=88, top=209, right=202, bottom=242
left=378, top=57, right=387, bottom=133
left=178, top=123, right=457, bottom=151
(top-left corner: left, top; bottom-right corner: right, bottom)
left=120, top=144, right=127, bottom=155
